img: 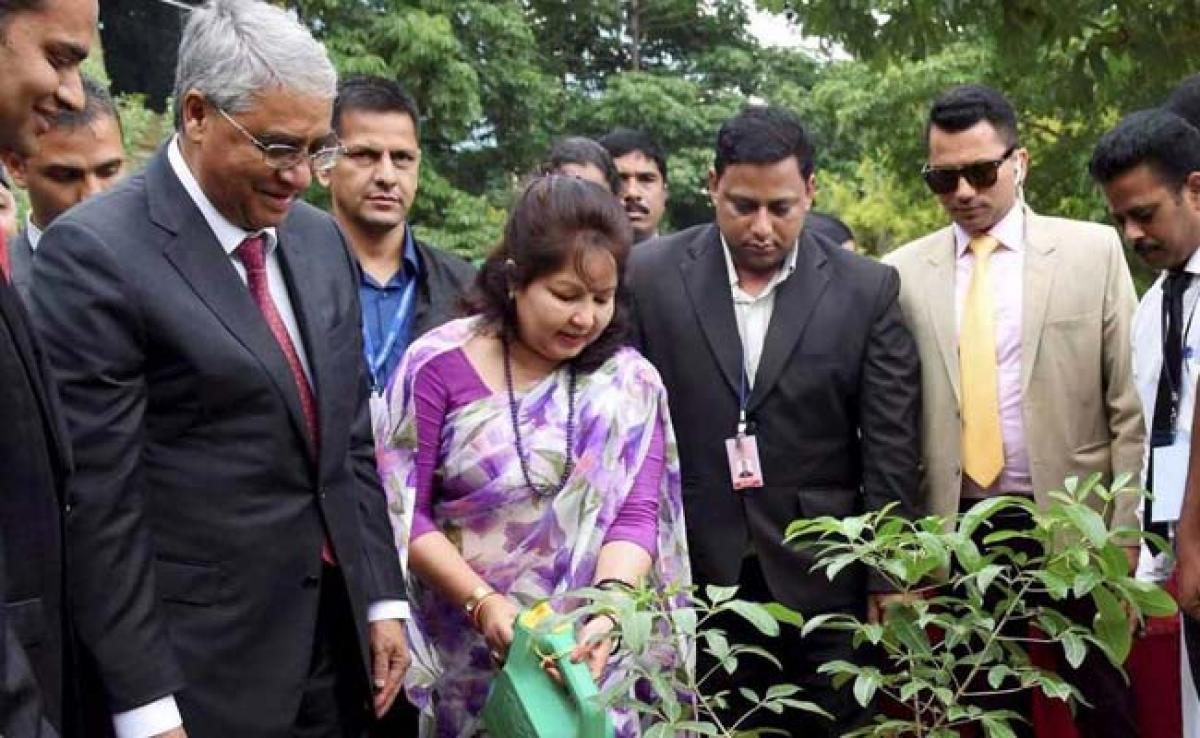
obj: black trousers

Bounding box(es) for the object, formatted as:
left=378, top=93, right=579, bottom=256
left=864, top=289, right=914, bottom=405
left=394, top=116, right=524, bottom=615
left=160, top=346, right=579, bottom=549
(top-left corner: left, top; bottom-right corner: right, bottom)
left=1185, top=613, right=1200, bottom=703
left=697, top=556, right=872, bottom=737
left=293, top=566, right=371, bottom=738
left=957, top=500, right=1138, bottom=738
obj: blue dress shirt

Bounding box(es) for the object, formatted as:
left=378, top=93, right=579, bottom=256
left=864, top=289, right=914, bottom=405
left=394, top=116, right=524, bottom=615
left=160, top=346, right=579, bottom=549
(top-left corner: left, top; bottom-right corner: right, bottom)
left=359, top=226, right=421, bottom=391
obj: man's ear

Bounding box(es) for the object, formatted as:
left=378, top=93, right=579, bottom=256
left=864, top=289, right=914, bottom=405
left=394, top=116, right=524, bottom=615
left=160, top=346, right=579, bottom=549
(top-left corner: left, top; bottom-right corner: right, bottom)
left=0, top=151, right=28, bottom=189
left=706, top=168, right=719, bottom=208
left=1185, top=171, right=1200, bottom=211
left=179, top=90, right=211, bottom=144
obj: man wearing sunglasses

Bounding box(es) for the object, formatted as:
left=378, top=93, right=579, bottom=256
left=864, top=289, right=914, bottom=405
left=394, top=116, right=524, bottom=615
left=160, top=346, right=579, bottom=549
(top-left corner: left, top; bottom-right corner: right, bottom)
left=884, top=84, right=1142, bottom=737
left=31, top=1, right=410, bottom=736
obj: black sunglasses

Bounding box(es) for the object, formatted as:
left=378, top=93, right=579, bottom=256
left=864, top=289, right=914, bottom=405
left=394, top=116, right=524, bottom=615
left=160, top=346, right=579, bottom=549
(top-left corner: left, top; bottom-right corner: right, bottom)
left=921, top=146, right=1016, bottom=195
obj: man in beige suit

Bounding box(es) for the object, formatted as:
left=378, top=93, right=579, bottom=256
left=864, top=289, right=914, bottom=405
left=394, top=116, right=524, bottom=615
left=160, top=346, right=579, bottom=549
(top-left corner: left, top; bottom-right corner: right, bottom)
left=884, top=84, right=1143, bottom=737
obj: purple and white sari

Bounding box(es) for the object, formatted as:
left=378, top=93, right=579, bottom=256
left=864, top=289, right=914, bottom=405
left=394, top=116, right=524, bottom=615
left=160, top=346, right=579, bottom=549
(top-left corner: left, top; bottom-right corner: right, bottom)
left=375, top=317, right=692, bottom=738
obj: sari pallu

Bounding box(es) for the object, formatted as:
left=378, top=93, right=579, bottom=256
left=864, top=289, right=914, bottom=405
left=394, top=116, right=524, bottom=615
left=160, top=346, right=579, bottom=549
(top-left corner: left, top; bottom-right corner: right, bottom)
left=376, top=317, right=692, bottom=738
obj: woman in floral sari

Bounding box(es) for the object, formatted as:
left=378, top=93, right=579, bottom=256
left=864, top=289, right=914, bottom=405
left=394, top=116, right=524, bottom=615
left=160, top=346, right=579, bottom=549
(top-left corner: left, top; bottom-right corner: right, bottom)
left=376, top=175, right=691, bottom=737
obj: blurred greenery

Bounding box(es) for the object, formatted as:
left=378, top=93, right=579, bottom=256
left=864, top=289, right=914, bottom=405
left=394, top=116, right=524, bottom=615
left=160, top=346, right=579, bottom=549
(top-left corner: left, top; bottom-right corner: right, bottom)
left=85, top=0, right=1191, bottom=289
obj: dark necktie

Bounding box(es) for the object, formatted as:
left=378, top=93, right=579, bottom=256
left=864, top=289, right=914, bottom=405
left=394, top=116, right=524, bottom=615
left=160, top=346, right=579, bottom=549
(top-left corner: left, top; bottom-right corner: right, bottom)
left=235, top=236, right=334, bottom=564
left=1148, top=269, right=1193, bottom=544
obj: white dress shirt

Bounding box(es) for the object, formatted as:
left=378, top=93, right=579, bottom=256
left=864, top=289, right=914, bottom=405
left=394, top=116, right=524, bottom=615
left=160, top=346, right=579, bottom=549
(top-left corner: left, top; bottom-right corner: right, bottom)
left=25, top=214, right=43, bottom=251
left=721, top=233, right=800, bottom=387
left=114, top=139, right=407, bottom=738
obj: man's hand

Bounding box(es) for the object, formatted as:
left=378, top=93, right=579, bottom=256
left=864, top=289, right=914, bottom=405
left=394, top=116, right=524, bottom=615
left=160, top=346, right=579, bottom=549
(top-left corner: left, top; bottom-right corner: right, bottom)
left=1177, top=542, right=1200, bottom=620
left=867, top=592, right=918, bottom=625
left=152, top=729, right=187, bottom=738
left=369, top=619, right=411, bottom=718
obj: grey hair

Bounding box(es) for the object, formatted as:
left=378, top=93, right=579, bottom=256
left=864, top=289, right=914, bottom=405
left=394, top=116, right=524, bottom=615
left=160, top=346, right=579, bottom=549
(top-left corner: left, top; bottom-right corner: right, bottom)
left=173, top=0, right=336, bottom=128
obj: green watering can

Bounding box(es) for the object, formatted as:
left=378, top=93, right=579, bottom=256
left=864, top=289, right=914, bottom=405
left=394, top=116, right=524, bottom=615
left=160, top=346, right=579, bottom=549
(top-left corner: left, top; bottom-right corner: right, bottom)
left=482, top=603, right=615, bottom=738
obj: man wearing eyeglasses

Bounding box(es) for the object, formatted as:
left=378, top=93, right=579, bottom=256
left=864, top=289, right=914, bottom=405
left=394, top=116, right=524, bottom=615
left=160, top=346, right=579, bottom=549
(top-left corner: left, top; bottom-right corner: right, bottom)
left=31, top=2, right=410, bottom=737
left=883, top=84, right=1143, bottom=737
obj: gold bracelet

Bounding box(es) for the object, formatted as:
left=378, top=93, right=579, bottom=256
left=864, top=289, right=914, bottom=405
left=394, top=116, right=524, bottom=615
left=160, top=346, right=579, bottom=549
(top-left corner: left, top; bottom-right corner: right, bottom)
left=463, top=585, right=496, bottom=623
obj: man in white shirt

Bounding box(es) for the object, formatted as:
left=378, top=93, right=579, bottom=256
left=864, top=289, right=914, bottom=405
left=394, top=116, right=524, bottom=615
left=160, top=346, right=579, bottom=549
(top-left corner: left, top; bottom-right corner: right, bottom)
left=1, top=74, right=125, bottom=305
left=32, top=1, right=409, bottom=736
left=1093, top=107, right=1200, bottom=733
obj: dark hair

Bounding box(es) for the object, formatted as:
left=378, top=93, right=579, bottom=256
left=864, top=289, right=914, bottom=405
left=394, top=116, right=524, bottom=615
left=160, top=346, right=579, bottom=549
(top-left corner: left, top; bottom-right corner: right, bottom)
left=332, top=75, right=420, bottom=136
left=540, top=136, right=621, bottom=195
left=805, top=212, right=853, bottom=245
left=598, top=127, right=668, bottom=182
left=714, top=105, right=814, bottom=179
left=48, top=76, right=121, bottom=133
left=1166, top=74, right=1200, bottom=131
left=1090, top=108, right=1200, bottom=189
left=926, top=84, right=1019, bottom=149
left=466, top=175, right=633, bottom=373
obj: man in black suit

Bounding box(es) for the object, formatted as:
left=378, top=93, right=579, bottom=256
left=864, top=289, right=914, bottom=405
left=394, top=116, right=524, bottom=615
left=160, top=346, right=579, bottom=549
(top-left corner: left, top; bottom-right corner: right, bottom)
left=0, top=1, right=96, bottom=736
left=33, top=1, right=408, bottom=737
left=2, top=75, right=126, bottom=306
left=628, top=105, right=922, bottom=735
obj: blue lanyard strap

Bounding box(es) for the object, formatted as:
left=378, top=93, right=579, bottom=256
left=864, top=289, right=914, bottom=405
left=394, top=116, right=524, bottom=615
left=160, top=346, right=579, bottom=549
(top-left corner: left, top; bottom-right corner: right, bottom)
left=362, top=277, right=417, bottom=392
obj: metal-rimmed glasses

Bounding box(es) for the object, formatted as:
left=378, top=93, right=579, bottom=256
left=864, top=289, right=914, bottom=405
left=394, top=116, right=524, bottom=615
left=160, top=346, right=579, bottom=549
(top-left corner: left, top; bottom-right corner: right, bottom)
left=217, top=107, right=343, bottom=173
left=921, top=146, right=1016, bottom=194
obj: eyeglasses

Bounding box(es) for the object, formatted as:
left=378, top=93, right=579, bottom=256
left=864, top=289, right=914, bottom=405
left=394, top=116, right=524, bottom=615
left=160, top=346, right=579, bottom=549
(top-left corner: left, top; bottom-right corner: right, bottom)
left=217, top=107, right=343, bottom=173
left=921, top=146, right=1016, bottom=195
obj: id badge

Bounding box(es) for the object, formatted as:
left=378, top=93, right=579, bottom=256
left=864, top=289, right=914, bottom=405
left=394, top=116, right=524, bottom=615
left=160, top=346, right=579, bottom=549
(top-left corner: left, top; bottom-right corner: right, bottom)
left=1152, top=441, right=1189, bottom=522
left=368, top=389, right=389, bottom=438
left=725, top=434, right=765, bottom=490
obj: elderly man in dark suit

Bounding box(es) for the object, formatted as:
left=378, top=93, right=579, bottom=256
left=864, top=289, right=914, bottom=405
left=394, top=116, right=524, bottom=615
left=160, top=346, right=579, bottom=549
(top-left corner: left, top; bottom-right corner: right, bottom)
left=627, top=105, right=922, bottom=736
left=33, top=1, right=408, bottom=737
left=0, top=0, right=96, bottom=736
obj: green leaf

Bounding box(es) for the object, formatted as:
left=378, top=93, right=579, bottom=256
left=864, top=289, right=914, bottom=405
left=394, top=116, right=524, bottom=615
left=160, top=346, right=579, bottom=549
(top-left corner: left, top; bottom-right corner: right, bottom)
left=725, top=600, right=781, bottom=637
left=762, top=601, right=805, bottom=629
left=1060, top=503, right=1109, bottom=549
left=1123, top=579, right=1179, bottom=617
left=852, top=672, right=879, bottom=707
left=1091, top=585, right=1132, bottom=664
left=1060, top=630, right=1086, bottom=669
left=982, top=715, right=1018, bottom=738
left=705, top=584, right=739, bottom=605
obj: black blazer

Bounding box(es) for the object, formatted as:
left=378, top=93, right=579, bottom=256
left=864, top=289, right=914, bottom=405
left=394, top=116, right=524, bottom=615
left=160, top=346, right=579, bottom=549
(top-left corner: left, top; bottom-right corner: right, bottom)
left=9, top=229, right=34, bottom=307
left=32, top=150, right=406, bottom=736
left=409, top=237, right=475, bottom=341
left=628, top=224, right=922, bottom=614
left=0, top=268, right=72, bottom=736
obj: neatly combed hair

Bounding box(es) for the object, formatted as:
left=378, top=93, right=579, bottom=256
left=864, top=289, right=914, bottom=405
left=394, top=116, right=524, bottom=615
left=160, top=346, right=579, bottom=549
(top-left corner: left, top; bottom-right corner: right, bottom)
left=1090, top=108, right=1200, bottom=189
left=173, top=0, right=336, bottom=128
left=540, top=136, right=621, bottom=195
left=1166, top=74, right=1200, bottom=131
left=598, top=127, right=668, bottom=182
left=466, top=175, right=634, bottom=373
left=714, top=105, right=814, bottom=179
left=926, top=84, right=1019, bottom=148
left=333, top=75, right=420, bottom=136
left=49, top=75, right=121, bottom=133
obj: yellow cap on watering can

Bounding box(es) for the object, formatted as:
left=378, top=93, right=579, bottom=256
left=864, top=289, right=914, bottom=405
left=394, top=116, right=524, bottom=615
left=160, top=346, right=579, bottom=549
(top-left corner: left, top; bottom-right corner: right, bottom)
left=482, top=603, right=614, bottom=738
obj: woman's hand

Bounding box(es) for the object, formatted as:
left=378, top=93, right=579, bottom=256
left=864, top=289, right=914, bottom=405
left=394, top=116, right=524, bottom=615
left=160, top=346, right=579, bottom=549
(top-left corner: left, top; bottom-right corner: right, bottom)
left=476, top=594, right=521, bottom=663
left=569, top=614, right=617, bottom=680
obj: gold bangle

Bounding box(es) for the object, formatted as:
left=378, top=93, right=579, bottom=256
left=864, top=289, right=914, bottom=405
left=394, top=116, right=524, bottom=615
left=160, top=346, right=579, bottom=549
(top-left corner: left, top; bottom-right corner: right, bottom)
left=463, top=585, right=495, bottom=621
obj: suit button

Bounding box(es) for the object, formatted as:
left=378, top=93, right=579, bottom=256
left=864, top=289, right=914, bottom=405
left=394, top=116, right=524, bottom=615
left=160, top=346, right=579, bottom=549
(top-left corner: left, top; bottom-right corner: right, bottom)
left=302, top=574, right=320, bottom=588
left=318, top=487, right=328, bottom=500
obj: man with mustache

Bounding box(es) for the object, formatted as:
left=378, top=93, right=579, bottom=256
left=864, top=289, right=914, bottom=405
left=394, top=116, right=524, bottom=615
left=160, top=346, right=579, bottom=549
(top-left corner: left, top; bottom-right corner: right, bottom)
left=33, top=2, right=410, bottom=736
left=628, top=105, right=921, bottom=736
left=884, top=84, right=1142, bottom=737
left=599, top=128, right=668, bottom=243
left=0, top=0, right=95, bottom=734
left=1092, top=108, right=1200, bottom=731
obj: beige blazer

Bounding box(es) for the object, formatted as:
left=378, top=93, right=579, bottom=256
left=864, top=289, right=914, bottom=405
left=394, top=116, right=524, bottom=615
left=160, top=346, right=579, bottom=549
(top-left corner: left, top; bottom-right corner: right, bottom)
left=883, top=206, right=1144, bottom=531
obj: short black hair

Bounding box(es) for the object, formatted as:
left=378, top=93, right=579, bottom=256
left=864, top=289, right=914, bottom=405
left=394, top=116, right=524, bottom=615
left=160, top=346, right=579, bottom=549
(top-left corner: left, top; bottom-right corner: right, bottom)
left=926, top=84, right=1019, bottom=149
left=540, top=136, right=621, bottom=195
left=1166, top=74, right=1200, bottom=131
left=598, top=127, right=668, bottom=182
left=806, top=212, right=853, bottom=245
left=332, top=75, right=421, bottom=137
left=714, top=105, right=814, bottom=179
left=1090, top=108, right=1200, bottom=189
left=49, top=76, right=122, bottom=133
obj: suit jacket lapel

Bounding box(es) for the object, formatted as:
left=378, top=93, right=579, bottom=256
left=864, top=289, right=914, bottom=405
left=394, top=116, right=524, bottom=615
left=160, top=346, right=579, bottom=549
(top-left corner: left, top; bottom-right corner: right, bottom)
left=149, top=151, right=314, bottom=458
left=276, top=223, right=334, bottom=472
left=680, top=225, right=743, bottom=399
left=925, top=231, right=962, bottom=404
left=747, top=231, right=830, bottom=413
left=1021, top=211, right=1058, bottom=392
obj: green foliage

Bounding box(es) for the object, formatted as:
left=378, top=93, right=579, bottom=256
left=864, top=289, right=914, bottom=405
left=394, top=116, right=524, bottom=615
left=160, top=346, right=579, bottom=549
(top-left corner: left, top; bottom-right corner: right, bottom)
left=785, top=473, right=1175, bottom=737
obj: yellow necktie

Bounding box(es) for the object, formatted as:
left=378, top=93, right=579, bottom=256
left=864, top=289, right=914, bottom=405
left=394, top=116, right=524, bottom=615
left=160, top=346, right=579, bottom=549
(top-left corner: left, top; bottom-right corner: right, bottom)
left=960, top=235, right=1004, bottom=488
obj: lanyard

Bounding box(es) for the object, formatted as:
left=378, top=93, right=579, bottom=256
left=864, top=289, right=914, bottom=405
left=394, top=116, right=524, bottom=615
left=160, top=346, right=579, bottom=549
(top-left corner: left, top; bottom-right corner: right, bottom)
left=737, top=359, right=750, bottom=436
left=362, top=277, right=417, bottom=393
left=1160, top=278, right=1200, bottom=422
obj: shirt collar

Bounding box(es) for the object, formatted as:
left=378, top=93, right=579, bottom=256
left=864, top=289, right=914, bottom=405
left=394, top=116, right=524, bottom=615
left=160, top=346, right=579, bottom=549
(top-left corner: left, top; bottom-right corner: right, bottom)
left=167, top=135, right=278, bottom=256
left=953, top=202, right=1025, bottom=257
left=359, top=225, right=421, bottom=289
left=25, top=213, right=43, bottom=251
left=719, top=231, right=800, bottom=293
left=1182, top=245, right=1200, bottom=276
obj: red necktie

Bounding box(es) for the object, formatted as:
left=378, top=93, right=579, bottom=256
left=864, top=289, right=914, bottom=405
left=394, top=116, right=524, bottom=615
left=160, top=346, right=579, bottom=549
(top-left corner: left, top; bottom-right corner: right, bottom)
left=235, top=235, right=334, bottom=563
left=0, top=230, right=11, bottom=283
